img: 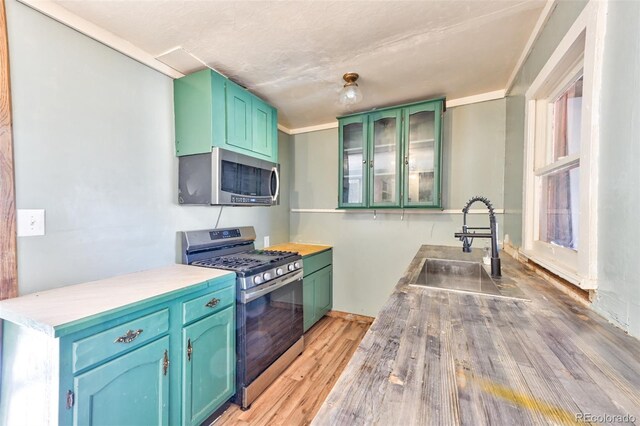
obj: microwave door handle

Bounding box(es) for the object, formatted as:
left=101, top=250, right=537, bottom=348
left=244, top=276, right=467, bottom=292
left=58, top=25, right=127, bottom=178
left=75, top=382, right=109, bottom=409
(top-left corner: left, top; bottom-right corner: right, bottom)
left=271, top=166, right=280, bottom=203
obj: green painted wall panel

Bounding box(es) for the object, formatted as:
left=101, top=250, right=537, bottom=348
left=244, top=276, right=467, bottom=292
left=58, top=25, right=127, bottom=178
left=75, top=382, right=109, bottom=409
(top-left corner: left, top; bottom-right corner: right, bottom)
left=290, top=100, right=506, bottom=317
left=593, top=0, right=640, bottom=339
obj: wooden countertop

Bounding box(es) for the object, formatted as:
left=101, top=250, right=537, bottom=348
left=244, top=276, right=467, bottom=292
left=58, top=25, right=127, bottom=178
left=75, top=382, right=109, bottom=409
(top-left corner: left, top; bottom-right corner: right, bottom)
left=0, top=265, right=234, bottom=337
left=266, top=242, right=332, bottom=257
left=312, top=245, right=640, bottom=425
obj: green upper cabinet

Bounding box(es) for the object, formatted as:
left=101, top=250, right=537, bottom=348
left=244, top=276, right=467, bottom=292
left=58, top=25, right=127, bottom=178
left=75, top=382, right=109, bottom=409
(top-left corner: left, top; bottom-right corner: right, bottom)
left=339, top=115, right=368, bottom=208
left=369, top=110, right=402, bottom=208
left=226, top=79, right=253, bottom=151
left=252, top=98, right=277, bottom=158
left=338, top=98, right=444, bottom=209
left=174, top=69, right=278, bottom=162
left=403, top=102, right=443, bottom=207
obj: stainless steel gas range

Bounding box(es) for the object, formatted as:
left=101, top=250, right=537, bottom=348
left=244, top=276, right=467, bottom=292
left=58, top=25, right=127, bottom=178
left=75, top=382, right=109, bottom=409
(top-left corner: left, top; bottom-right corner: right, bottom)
left=181, top=226, right=304, bottom=410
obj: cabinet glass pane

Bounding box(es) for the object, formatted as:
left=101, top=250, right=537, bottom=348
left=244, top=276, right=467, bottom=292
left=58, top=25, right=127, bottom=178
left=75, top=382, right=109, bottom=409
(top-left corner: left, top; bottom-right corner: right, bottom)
left=372, top=117, right=398, bottom=204
left=407, top=111, right=435, bottom=204
left=342, top=123, right=365, bottom=204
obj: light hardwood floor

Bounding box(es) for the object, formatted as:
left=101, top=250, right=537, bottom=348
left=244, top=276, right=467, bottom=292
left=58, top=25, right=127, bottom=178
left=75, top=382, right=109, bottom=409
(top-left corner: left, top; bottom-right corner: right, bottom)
left=214, top=316, right=370, bottom=425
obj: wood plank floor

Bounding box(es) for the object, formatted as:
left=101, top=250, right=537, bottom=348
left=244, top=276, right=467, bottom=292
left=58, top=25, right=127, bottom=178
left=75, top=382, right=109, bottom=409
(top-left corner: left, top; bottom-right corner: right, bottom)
left=213, top=316, right=370, bottom=426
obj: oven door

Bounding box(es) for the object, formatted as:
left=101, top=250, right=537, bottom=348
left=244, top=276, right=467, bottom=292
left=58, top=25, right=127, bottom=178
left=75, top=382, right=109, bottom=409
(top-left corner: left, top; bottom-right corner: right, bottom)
left=237, top=270, right=303, bottom=386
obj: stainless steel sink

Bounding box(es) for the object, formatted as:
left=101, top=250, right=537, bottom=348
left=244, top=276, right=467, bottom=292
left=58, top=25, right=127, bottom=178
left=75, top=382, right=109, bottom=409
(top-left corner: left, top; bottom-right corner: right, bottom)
left=409, top=258, right=503, bottom=297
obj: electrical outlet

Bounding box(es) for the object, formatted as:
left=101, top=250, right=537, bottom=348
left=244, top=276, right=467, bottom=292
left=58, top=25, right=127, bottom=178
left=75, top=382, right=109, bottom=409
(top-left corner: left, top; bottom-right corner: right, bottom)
left=264, top=236, right=270, bottom=248
left=17, top=209, right=46, bottom=237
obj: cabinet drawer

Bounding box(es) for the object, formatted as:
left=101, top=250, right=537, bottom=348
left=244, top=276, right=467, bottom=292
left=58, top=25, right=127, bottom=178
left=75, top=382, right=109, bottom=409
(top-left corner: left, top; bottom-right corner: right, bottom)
left=303, top=250, right=332, bottom=277
left=72, top=309, right=169, bottom=373
left=182, top=284, right=235, bottom=325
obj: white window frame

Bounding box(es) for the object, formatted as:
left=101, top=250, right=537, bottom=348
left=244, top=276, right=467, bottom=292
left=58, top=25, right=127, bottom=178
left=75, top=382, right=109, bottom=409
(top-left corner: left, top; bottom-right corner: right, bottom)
left=522, top=1, right=607, bottom=290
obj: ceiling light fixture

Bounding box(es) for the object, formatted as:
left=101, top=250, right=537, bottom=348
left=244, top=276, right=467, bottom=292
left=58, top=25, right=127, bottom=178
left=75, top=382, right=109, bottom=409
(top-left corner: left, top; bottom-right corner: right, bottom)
left=339, top=72, right=363, bottom=105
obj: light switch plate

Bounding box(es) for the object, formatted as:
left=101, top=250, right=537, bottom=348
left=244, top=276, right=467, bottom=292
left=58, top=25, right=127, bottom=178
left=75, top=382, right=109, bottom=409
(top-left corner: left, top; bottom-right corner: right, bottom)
left=17, top=209, right=46, bottom=237
left=264, top=235, right=270, bottom=248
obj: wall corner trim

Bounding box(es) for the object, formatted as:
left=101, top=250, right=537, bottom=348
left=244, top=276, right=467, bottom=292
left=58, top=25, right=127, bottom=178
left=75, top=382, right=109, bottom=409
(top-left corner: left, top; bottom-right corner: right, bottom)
left=505, top=0, right=557, bottom=94
left=17, top=0, right=185, bottom=79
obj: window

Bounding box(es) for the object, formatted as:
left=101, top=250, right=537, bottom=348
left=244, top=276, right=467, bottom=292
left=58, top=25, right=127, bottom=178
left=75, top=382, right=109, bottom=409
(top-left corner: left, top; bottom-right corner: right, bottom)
left=522, top=2, right=606, bottom=289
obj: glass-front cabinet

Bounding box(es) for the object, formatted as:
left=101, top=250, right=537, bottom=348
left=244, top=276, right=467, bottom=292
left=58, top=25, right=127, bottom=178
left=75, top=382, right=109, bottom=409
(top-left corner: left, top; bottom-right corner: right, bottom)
left=338, top=98, right=444, bottom=209
left=339, top=115, right=368, bottom=207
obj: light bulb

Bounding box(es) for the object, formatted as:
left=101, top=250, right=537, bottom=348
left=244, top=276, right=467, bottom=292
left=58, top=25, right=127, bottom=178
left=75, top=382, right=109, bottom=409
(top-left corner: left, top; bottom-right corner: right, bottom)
left=339, top=83, right=363, bottom=105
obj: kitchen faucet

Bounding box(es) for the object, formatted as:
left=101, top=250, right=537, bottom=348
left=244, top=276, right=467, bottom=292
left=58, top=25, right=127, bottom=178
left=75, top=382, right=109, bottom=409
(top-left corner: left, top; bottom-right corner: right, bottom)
left=453, top=196, right=501, bottom=277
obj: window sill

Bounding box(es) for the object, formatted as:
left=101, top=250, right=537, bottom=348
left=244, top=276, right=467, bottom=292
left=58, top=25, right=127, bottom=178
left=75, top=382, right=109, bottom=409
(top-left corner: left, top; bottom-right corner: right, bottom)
left=518, top=249, right=596, bottom=290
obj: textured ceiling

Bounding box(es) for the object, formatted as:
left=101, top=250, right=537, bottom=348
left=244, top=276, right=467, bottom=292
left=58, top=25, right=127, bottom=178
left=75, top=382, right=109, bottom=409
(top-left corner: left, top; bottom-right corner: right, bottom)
left=51, top=0, right=545, bottom=129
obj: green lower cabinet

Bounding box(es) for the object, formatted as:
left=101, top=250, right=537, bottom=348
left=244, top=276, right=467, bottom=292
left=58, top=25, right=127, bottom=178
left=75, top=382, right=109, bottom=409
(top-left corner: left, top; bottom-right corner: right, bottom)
left=74, top=337, right=170, bottom=426
left=303, top=276, right=315, bottom=331
left=0, top=274, right=237, bottom=426
left=182, top=306, right=235, bottom=426
left=313, top=267, right=332, bottom=321
left=303, top=249, right=333, bottom=332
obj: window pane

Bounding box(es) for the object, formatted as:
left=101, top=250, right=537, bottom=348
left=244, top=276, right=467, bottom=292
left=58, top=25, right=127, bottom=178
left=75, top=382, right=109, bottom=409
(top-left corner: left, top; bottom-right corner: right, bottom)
left=407, top=111, right=435, bottom=204
left=342, top=123, right=364, bottom=204
left=553, top=76, right=583, bottom=161
left=539, top=165, right=580, bottom=250
left=372, top=117, right=397, bottom=204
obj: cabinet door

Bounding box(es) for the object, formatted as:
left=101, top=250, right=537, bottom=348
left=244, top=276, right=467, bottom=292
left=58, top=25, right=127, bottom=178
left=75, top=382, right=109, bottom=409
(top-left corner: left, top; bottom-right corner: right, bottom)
left=303, top=274, right=315, bottom=332
left=74, top=337, right=169, bottom=426
left=369, top=110, right=402, bottom=207
left=313, top=267, right=332, bottom=321
left=339, top=115, right=369, bottom=207
left=252, top=98, right=274, bottom=158
left=226, top=81, right=253, bottom=151
left=182, top=306, right=235, bottom=426
left=402, top=101, right=443, bottom=207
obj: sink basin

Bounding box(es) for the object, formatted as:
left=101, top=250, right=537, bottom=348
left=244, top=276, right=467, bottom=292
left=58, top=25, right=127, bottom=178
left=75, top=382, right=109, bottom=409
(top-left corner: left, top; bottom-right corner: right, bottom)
left=409, top=258, right=503, bottom=297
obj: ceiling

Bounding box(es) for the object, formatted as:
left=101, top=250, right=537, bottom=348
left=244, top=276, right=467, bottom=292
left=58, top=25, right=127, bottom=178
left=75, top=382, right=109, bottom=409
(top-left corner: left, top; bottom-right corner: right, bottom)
left=48, top=0, right=545, bottom=129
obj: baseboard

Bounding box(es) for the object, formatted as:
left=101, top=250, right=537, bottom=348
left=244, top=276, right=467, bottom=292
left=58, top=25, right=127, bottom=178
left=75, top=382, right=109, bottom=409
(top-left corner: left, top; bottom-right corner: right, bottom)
left=326, top=310, right=375, bottom=325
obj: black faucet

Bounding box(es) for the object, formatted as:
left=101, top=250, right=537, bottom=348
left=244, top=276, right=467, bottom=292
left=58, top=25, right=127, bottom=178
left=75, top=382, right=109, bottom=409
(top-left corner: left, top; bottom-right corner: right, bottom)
left=453, top=196, right=501, bottom=277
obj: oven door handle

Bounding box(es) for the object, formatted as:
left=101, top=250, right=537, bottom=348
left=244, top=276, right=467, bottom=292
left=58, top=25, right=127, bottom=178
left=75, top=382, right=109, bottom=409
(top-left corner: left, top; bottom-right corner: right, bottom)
left=241, top=270, right=303, bottom=304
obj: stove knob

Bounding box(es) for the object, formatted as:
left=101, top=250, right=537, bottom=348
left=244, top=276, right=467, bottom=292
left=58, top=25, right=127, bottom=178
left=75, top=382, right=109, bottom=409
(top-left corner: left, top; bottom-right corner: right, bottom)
left=294, top=261, right=301, bottom=269
left=288, top=264, right=295, bottom=271
left=276, top=268, right=283, bottom=276
left=253, top=276, right=263, bottom=285
left=263, top=272, right=272, bottom=281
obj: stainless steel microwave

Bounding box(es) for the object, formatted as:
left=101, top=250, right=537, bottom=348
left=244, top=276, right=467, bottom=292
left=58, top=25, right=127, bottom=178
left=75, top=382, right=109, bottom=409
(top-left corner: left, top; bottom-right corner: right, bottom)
left=178, top=148, right=280, bottom=206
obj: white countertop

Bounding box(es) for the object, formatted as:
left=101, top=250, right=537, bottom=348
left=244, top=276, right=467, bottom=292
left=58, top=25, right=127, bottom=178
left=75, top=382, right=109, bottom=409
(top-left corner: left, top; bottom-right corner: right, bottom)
left=0, top=264, right=234, bottom=337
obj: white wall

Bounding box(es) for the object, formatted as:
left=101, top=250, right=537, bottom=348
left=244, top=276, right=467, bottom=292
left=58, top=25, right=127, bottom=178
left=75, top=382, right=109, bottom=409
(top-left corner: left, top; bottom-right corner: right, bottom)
left=290, top=99, right=506, bottom=316
left=6, top=0, right=290, bottom=295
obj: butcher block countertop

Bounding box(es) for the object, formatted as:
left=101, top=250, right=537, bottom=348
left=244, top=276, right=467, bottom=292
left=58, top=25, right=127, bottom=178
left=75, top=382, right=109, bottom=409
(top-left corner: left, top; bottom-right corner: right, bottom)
left=312, top=245, right=640, bottom=425
left=266, top=242, right=332, bottom=257
left=0, top=265, right=234, bottom=337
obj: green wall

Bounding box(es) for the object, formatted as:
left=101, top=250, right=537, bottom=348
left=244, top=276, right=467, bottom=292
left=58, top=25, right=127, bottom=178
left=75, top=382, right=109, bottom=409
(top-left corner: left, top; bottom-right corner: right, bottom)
left=290, top=99, right=506, bottom=316
left=593, top=0, right=640, bottom=338
left=503, top=0, right=588, bottom=246
left=6, top=0, right=291, bottom=295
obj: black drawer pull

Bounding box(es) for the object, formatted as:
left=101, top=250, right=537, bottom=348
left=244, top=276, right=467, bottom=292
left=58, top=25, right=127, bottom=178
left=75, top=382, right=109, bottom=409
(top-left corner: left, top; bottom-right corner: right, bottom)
left=205, top=298, right=220, bottom=308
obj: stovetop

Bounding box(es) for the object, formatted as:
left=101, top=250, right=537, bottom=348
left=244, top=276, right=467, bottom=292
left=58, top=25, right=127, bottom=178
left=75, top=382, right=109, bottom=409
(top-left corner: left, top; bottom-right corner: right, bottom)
left=191, top=249, right=300, bottom=276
